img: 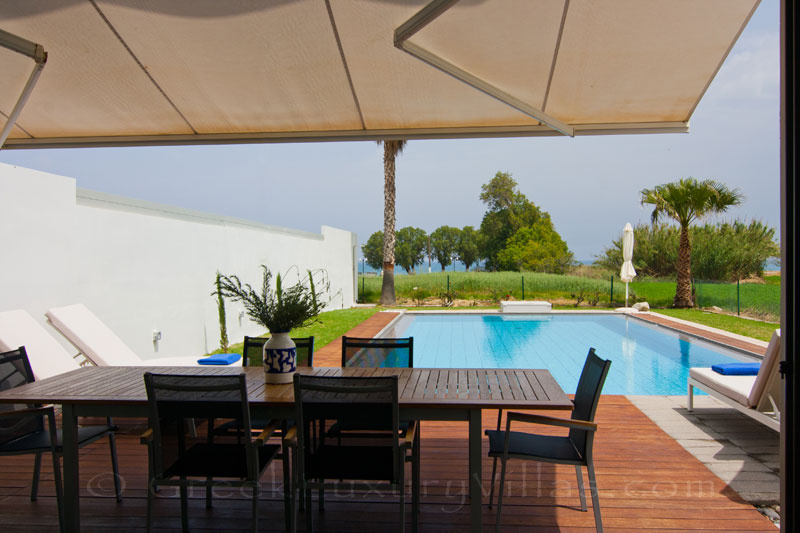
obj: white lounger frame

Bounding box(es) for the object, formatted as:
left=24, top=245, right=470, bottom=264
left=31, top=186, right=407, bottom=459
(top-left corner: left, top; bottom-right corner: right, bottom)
left=687, top=378, right=780, bottom=432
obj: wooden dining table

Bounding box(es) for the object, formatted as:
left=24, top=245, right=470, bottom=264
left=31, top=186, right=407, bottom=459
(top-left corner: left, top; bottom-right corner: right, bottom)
left=0, top=365, right=573, bottom=532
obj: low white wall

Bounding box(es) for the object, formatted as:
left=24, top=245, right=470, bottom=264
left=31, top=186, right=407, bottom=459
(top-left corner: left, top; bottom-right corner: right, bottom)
left=0, top=163, right=357, bottom=359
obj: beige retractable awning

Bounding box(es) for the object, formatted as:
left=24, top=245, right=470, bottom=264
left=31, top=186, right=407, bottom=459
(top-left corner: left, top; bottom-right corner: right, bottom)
left=0, top=0, right=758, bottom=149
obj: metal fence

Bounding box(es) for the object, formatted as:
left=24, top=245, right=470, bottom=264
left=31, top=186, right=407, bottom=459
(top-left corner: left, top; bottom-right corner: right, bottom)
left=694, top=279, right=780, bottom=320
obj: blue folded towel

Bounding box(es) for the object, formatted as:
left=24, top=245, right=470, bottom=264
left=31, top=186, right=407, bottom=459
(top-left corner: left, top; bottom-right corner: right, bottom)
left=711, top=362, right=760, bottom=376
left=198, top=353, right=241, bottom=365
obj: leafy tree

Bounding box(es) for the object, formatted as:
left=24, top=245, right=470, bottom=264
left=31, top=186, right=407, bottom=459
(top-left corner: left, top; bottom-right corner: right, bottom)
left=395, top=226, right=427, bottom=273
left=430, top=226, right=461, bottom=271
left=362, top=231, right=384, bottom=271
left=479, top=171, right=543, bottom=270
left=641, top=177, right=743, bottom=307
left=457, top=226, right=480, bottom=271
left=496, top=216, right=574, bottom=273
left=378, top=140, right=407, bottom=304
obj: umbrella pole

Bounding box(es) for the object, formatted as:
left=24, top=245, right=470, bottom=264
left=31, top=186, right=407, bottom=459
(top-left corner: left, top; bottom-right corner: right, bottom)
left=625, top=282, right=629, bottom=308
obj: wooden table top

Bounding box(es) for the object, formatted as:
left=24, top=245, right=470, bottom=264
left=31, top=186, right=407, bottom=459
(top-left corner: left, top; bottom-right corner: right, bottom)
left=0, top=366, right=573, bottom=410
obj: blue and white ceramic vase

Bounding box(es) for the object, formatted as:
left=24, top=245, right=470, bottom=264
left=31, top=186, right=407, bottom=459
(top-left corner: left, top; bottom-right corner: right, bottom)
left=263, top=332, right=296, bottom=384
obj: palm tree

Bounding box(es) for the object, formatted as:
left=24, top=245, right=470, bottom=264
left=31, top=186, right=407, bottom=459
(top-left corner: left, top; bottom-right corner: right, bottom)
left=641, top=178, right=743, bottom=308
left=378, top=140, right=406, bottom=305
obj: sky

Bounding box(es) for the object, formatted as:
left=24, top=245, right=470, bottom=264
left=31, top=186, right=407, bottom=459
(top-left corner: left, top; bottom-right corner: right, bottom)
left=0, top=2, right=780, bottom=263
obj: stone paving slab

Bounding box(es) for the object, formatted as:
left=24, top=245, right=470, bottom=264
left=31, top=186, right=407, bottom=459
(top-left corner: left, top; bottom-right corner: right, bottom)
left=628, top=394, right=780, bottom=508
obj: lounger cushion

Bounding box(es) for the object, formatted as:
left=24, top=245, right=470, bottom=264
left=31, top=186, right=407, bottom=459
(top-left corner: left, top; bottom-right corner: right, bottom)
left=197, top=353, right=242, bottom=365
left=690, top=367, right=755, bottom=407
left=712, top=362, right=760, bottom=375
left=46, top=304, right=142, bottom=366
left=0, top=310, right=81, bottom=380
left=748, top=330, right=781, bottom=407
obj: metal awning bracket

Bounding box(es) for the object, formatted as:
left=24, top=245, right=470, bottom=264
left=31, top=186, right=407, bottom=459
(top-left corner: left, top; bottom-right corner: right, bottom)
left=0, top=28, right=48, bottom=150
left=394, top=0, right=575, bottom=137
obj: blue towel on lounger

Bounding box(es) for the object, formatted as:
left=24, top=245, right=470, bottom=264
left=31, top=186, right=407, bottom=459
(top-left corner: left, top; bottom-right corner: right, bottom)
left=198, top=353, right=241, bottom=365
left=711, top=362, right=760, bottom=376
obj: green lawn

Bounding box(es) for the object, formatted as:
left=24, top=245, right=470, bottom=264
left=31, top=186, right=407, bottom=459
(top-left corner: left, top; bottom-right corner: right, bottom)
left=651, top=309, right=778, bottom=342
left=208, top=307, right=382, bottom=358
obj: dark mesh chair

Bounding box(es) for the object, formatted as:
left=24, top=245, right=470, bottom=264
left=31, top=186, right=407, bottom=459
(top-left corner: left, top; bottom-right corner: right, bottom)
left=341, top=336, right=412, bottom=368
left=485, top=348, right=611, bottom=532
left=141, top=372, right=287, bottom=533
left=0, top=346, right=121, bottom=523
left=332, top=337, right=415, bottom=439
left=288, top=374, right=418, bottom=532
left=242, top=336, right=314, bottom=368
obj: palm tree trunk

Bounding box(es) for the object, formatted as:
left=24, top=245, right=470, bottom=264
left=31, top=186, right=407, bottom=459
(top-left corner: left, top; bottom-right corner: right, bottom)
left=674, top=225, right=693, bottom=308
left=380, top=143, right=397, bottom=305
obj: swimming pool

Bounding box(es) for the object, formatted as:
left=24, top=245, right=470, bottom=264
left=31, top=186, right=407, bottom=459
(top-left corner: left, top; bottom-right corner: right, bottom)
left=382, top=313, right=758, bottom=395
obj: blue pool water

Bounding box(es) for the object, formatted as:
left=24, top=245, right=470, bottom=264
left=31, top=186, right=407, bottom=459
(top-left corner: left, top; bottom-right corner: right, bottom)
left=385, top=313, right=756, bottom=395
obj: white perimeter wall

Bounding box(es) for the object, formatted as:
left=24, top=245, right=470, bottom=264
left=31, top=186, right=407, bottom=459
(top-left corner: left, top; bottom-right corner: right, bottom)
left=0, top=163, right=357, bottom=359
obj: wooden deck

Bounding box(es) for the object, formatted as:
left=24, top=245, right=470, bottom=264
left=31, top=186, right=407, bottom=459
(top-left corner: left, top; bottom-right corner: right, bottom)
left=0, top=310, right=777, bottom=531
left=0, top=398, right=775, bottom=531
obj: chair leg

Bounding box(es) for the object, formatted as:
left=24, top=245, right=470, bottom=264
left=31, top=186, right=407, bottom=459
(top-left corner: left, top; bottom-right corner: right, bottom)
left=488, top=456, right=498, bottom=509
left=306, top=483, right=314, bottom=533
left=251, top=483, right=259, bottom=533
left=495, top=458, right=508, bottom=533
left=587, top=461, right=603, bottom=533
left=180, top=481, right=189, bottom=533
left=145, top=477, right=154, bottom=533
left=412, top=424, right=420, bottom=532
left=399, top=455, right=406, bottom=533
left=283, top=447, right=292, bottom=533
left=31, top=452, right=42, bottom=501
left=108, top=432, right=122, bottom=502
left=575, top=465, right=587, bottom=511
left=687, top=383, right=694, bottom=412
left=51, top=451, right=64, bottom=533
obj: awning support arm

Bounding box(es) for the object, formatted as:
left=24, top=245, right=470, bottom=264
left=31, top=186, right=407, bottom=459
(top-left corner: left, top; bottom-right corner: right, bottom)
left=0, top=29, right=48, bottom=150
left=394, top=0, right=575, bottom=137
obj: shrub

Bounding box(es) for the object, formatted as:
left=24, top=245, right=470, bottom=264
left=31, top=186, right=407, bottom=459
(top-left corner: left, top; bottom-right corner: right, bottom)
left=596, top=220, right=778, bottom=281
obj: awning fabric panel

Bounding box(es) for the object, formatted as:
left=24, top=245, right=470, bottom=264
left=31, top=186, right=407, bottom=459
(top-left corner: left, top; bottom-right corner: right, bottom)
left=0, top=0, right=759, bottom=147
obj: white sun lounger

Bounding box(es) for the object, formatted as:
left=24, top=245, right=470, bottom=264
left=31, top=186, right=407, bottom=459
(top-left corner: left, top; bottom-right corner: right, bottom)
left=46, top=304, right=241, bottom=367
left=688, top=330, right=781, bottom=432
left=0, top=309, right=83, bottom=380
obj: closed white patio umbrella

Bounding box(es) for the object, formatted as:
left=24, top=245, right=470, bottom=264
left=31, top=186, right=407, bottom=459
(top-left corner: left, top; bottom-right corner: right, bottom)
left=620, top=223, right=637, bottom=308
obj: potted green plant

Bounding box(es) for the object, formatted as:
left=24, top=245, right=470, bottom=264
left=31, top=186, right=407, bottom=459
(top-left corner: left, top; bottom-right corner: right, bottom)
left=218, top=265, right=328, bottom=383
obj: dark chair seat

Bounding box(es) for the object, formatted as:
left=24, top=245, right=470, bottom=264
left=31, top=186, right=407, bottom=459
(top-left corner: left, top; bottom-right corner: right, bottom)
left=163, top=443, right=280, bottom=479
left=0, top=423, right=117, bottom=453
left=486, top=429, right=583, bottom=464
left=306, top=444, right=396, bottom=482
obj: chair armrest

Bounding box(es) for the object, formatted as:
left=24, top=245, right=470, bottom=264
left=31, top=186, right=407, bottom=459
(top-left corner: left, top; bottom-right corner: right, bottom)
left=401, top=420, right=418, bottom=449
left=283, top=426, right=297, bottom=448
left=139, top=428, right=153, bottom=445
left=253, top=422, right=278, bottom=446
left=506, top=412, right=597, bottom=432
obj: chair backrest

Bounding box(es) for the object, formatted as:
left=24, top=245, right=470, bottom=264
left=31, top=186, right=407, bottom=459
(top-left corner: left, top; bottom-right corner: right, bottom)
left=0, top=309, right=81, bottom=380
left=0, top=347, right=43, bottom=446
left=341, top=337, right=413, bottom=368
left=569, top=348, right=612, bottom=457
left=293, top=374, right=401, bottom=482
left=46, top=304, right=142, bottom=366
left=749, top=329, right=781, bottom=410
left=242, top=336, right=315, bottom=367
left=143, top=372, right=252, bottom=478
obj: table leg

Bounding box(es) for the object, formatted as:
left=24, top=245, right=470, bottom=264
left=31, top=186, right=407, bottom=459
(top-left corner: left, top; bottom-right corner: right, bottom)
left=468, top=409, right=482, bottom=532
left=61, top=404, right=80, bottom=532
